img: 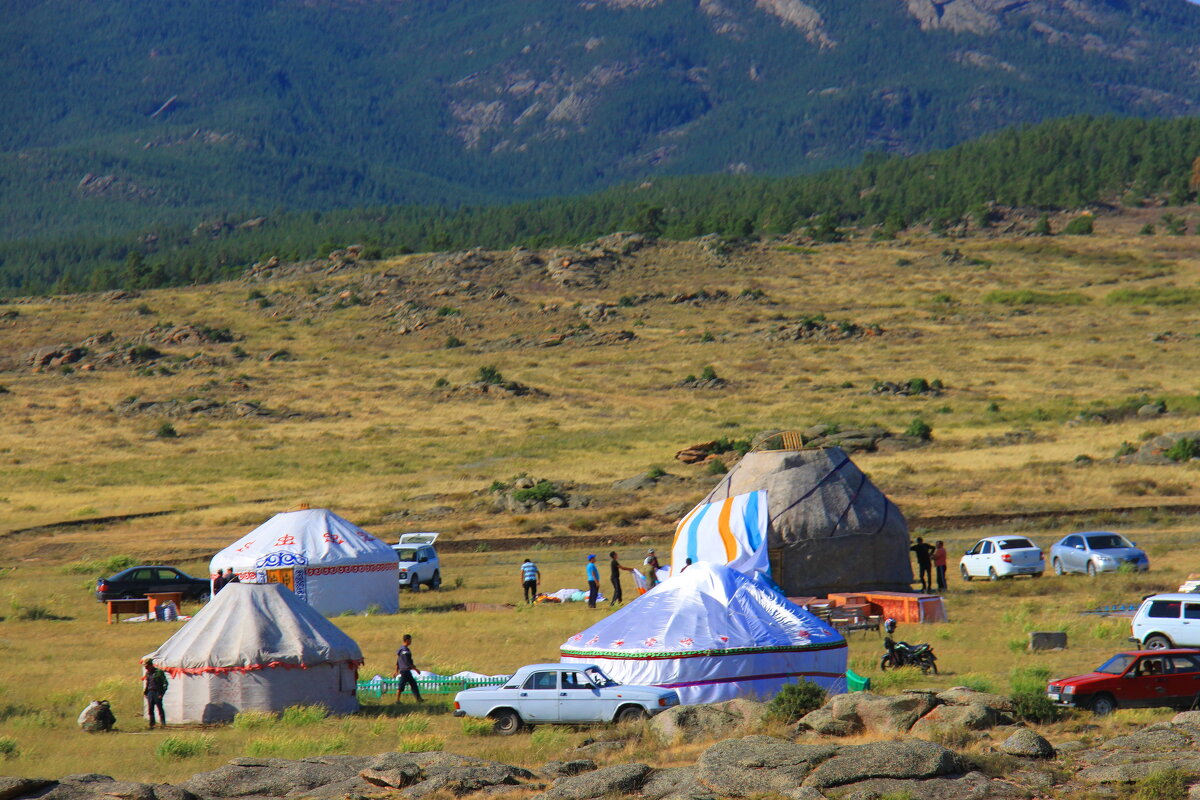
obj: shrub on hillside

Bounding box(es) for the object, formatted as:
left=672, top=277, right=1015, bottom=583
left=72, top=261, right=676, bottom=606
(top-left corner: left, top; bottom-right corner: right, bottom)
left=1062, top=215, right=1094, bottom=235
left=765, top=681, right=827, bottom=723
left=1165, top=438, right=1200, bottom=463
left=905, top=419, right=933, bottom=441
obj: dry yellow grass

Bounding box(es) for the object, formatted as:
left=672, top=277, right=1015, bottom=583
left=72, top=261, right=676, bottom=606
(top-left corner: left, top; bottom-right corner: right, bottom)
left=3, top=215, right=1200, bottom=781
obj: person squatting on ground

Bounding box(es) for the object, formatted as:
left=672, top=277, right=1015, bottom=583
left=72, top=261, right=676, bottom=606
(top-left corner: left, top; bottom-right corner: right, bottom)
left=608, top=551, right=633, bottom=606
left=143, top=659, right=168, bottom=729
left=520, top=558, right=540, bottom=603
left=79, top=699, right=116, bottom=732
left=933, top=540, right=948, bottom=592
left=586, top=555, right=600, bottom=608
left=910, top=537, right=934, bottom=593
left=643, top=549, right=660, bottom=589
left=394, top=634, right=423, bottom=703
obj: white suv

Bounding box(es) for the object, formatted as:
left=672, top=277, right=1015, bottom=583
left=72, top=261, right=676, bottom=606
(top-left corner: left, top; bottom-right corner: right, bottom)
left=1132, top=593, right=1200, bottom=649
left=394, top=532, right=441, bottom=592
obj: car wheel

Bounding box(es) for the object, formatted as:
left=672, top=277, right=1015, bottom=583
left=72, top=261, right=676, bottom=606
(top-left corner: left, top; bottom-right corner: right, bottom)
left=197, top=592, right=211, bottom=603
left=430, top=571, right=441, bottom=590
left=1087, top=561, right=1097, bottom=578
left=616, top=706, right=648, bottom=724
left=960, top=565, right=972, bottom=582
left=1053, top=559, right=1064, bottom=576
left=1145, top=634, right=1172, bottom=650
left=988, top=567, right=998, bottom=582
left=410, top=576, right=421, bottom=593
left=490, top=709, right=523, bottom=735
left=1091, top=694, right=1118, bottom=716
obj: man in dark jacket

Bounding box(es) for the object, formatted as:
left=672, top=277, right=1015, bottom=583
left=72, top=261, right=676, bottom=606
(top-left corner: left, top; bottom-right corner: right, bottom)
left=911, top=537, right=934, bottom=593
left=143, top=659, right=168, bottom=729
left=608, top=551, right=634, bottom=606
left=394, top=634, right=423, bottom=703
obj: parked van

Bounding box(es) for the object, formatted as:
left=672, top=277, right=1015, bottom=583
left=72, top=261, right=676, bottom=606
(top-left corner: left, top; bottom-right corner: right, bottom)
left=1131, top=593, right=1200, bottom=649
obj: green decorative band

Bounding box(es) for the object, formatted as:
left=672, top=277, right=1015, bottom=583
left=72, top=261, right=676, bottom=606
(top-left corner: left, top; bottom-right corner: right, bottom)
left=561, top=640, right=846, bottom=661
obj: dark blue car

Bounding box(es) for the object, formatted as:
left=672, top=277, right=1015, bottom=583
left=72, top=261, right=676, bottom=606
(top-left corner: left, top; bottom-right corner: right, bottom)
left=95, top=565, right=210, bottom=602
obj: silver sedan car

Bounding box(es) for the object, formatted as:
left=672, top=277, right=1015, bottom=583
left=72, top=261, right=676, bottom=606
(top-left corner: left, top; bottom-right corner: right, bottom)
left=1049, top=532, right=1149, bottom=576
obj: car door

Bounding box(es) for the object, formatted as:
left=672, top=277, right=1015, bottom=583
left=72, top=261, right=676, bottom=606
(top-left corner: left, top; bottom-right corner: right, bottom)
left=963, top=541, right=983, bottom=577
left=558, top=670, right=603, bottom=722
left=152, top=568, right=184, bottom=595
left=1167, top=654, right=1200, bottom=707
left=1127, top=656, right=1172, bottom=708
left=978, top=541, right=995, bottom=575
left=1179, top=603, right=1200, bottom=647
left=1063, top=536, right=1085, bottom=572
left=126, top=567, right=155, bottom=596
left=517, top=670, right=560, bottom=721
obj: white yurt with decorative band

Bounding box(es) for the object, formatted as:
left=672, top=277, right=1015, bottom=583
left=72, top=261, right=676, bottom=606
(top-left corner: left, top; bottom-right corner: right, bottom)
left=209, top=507, right=399, bottom=615
left=561, top=562, right=846, bottom=705
left=150, top=582, right=363, bottom=723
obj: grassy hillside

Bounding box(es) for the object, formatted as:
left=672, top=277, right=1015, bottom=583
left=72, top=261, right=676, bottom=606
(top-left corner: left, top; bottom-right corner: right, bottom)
left=3, top=213, right=1200, bottom=779
left=7, top=114, right=1200, bottom=296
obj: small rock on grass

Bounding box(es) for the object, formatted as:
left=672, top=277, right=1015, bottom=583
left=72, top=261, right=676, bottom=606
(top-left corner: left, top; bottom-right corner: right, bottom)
left=1000, top=729, right=1054, bottom=759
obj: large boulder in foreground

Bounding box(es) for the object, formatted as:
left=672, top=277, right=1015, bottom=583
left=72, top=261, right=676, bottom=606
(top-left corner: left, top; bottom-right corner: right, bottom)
left=799, top=691, right=941, bottom=735
left=696, top=736, right=839, bottom=797
left=802, top=741, right=963, bottom=789
left=652, top=699, right=768, bottom=743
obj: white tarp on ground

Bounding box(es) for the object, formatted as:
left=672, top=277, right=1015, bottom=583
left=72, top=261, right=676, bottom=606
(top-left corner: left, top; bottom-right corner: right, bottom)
left=150, top=582, right=363, bottom=723
left=671, top=490, right=769, bottom=578
left=210, top=507, right=399, bottom=615
left=560, top=562, right=846, bottom=704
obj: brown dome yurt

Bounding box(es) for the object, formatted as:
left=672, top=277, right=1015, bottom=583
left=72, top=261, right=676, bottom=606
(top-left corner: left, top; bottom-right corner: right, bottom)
left=689, top=446, right=912, bottom=597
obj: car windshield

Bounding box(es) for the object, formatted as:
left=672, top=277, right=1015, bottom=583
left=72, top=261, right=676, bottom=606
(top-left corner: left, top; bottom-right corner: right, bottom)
left=394, top=549, right=418, bottom=561
left=1087, top=534, right=1131, bottom=550
left=1096, top=654, right=1136, bottom=675
left=584, top=667, right=616, bottom=686
left=999, top=539, right=1035, bottom=550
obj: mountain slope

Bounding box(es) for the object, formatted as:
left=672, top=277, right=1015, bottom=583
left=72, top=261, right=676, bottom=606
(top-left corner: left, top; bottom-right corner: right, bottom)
left=3, top=0, right=1200, bottom=238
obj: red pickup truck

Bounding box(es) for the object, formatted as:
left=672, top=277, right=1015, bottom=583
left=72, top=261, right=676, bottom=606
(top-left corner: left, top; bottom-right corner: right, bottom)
left=1047, top=649, right=1200, bottom=715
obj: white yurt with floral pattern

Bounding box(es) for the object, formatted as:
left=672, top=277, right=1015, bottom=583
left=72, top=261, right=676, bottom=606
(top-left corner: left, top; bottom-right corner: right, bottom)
left=209, top=507, right=399, bottom=615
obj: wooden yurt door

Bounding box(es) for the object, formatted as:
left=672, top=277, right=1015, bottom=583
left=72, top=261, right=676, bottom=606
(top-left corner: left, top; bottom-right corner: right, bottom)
left=265, top=568, right=295, bottom=592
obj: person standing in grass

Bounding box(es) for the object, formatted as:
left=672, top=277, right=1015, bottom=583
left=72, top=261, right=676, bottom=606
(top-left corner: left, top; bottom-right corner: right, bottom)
left=608, top=551, right=634, bottom=606
left=394, top=634, right=423, bottom=703
left=910, top=537, right=934, bottom=593
left=142, top=659, right=168, bottom=729
left=521, top=558, right=540, bottom=603
left=933, top=541, right=948, bottom=593
left=586, top=555, right=600, bottom=608
left=643, top=549, right=661, bottom=589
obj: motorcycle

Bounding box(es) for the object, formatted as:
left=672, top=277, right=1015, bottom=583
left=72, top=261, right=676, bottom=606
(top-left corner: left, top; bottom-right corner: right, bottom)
left=880, top=636, right=938, bottom=674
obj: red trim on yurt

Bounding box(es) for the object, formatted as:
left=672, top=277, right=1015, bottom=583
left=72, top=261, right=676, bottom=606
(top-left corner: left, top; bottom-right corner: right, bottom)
left=162, top=659, right=364, bottom=677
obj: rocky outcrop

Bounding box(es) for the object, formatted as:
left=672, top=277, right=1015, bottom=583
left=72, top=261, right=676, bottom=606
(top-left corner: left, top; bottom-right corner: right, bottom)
left=652, top=699, right=768, bottom=742
left=799, top=688, right=1017, bottom=739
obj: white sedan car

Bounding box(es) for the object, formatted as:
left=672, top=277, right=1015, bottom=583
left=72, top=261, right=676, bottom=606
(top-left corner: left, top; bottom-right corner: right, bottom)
left=960, top=535, right=1044, bottom=581
left=453, top=663, right=679, bottom=734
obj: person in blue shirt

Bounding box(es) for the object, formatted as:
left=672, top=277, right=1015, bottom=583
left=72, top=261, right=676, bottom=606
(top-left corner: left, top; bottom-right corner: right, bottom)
left=586, top=555, right=600, bottom=608
left=520, top=558, right=540, bottom=603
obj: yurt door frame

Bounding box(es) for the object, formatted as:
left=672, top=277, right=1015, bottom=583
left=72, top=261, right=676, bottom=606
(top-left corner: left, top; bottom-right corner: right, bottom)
left=266, top=567, right=295, bottom=592
left=255, top=552, right=309, bottom=602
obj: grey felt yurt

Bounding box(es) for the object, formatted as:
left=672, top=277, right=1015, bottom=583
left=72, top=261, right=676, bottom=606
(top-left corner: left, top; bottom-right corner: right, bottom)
left=694, top=446, right=911, bottom=597
left=150, top=582, right=363, bottom=723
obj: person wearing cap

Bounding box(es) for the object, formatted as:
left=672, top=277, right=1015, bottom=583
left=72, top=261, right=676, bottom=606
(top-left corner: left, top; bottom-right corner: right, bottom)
left=585, top=555, right=600, bottom=608
left=643, top=549, right=661, bottom=589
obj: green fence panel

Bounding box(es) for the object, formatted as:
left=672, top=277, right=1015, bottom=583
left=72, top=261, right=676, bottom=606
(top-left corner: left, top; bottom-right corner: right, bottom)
left=357, top=676, right=507, bottom=697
